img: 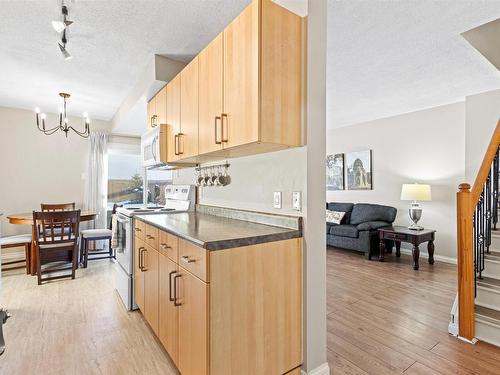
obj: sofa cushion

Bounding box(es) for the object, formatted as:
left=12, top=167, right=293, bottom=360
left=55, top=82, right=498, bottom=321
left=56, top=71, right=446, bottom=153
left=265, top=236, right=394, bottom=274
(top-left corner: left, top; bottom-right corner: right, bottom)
left=350, top=204, right=397, bottom=225
left=326, top=202, right=354, bottom=224
left=329, top=224, right=359, bottom=238
left=356, top=221, right=391, bottom=231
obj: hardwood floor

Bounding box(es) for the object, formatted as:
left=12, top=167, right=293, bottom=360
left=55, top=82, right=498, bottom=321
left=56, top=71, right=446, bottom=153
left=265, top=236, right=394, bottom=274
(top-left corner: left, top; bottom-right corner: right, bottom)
left=327, top=246, right=500, bottom=375
left=0, top=260, right=179, bottom=375
left=2, top=250, right=500, bottom=375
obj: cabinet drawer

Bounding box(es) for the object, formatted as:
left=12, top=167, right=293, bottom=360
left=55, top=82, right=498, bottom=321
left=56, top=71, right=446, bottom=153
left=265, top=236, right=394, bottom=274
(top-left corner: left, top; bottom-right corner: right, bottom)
left=134, top=219, right=146, bottom=239
left=145, top=224, right=159, bottom=250
left=159, top=230, right=178, bottom=261
left=382, top=232, right=408, bottom=241
left=178, top=239, right=209, bottom=282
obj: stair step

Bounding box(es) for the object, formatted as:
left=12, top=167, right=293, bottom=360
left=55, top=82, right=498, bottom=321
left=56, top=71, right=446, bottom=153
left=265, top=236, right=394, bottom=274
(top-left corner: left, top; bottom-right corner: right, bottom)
left=475, top=305, right=500, bottom=346
left=486, top=251, right=500, bottom=261
left=483, top=257, right=500, bottom=279
left=477, top=277, right=500, bottom=310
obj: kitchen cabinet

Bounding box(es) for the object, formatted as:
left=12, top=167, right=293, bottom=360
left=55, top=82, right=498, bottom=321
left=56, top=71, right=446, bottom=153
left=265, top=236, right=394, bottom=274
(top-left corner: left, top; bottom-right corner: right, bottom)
left=178, top=266, right=208, bottom=375
left=179, top=57, right=199, bottom=160
left=134, top=237, right=145, bottom=312
left=159, top=253, right=179, bottom=367
left=198, top=32, right=224, bottom=155
left=134, top=219, right=303, bottom=375
left=147, top=86, right=167, bottom=129
left=143, top=245, right=159, bottom=335
left=166, top=75, right=181, bottom=162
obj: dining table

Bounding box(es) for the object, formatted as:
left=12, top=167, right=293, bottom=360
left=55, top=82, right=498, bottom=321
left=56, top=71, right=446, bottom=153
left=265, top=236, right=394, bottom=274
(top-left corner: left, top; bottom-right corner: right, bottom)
left=6, top=211, right=97, bottom=276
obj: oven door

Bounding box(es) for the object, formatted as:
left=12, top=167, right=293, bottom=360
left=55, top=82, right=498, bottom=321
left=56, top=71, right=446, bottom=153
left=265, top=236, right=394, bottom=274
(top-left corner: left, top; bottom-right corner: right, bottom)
left=115, top=214, right=132, bottom=275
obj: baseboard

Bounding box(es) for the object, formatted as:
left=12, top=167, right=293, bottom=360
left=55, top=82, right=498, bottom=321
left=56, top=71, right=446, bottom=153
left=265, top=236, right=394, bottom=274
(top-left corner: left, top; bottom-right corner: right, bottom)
left=398, top=248, right=456, bottom=265
left=301, top=363, right=330, bottom=375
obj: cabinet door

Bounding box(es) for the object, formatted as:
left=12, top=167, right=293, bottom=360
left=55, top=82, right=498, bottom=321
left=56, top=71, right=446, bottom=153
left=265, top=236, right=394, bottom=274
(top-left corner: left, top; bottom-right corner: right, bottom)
left=199, top=32, right=224, bottom=155
left=166, top=75, right=181, bottom=162
left=159, top=254, right=179, bottom=366
left=157, top=86, right=167, bottom=125
left=144, top=245, right=159, bottom=335
left=180, top=57, right=199, bottom=159
left=147, top=98, right=156, bottom=129
left=223, top=1, right=259, bottom=148
left=178, top=267, right=208, bottom=375
left=134, top=237, right=145, bottom=312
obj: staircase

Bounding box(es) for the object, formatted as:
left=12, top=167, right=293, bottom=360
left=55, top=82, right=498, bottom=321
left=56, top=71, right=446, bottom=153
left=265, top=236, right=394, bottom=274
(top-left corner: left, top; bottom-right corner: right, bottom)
left=475, top=231, right=500, bottom=346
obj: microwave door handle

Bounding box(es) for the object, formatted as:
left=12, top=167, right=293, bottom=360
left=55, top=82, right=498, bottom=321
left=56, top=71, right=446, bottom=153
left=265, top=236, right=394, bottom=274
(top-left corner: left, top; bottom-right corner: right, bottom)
left=151, top=137, right=157, bottom=161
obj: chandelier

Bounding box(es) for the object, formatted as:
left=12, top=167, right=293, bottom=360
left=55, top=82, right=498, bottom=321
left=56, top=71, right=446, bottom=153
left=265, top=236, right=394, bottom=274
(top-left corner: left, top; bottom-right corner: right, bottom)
left=35, top=93, right=90, bottom=138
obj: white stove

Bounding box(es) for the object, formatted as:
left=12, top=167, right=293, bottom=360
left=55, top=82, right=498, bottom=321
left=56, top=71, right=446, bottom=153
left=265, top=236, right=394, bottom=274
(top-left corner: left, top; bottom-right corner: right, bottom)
left=114, top=184, right=195, bottom=310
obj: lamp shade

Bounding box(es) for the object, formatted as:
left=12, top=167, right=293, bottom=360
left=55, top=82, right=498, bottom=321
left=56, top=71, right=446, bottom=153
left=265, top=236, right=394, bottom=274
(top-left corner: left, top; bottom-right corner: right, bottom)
left=401, top=183, right=432, bottom=201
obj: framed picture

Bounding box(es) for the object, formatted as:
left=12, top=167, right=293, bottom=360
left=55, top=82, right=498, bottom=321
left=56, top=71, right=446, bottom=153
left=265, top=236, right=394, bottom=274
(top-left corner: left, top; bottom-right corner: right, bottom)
left=346, top=150, right=372, bottom=190
left=326, top=154, right=344, bottom=191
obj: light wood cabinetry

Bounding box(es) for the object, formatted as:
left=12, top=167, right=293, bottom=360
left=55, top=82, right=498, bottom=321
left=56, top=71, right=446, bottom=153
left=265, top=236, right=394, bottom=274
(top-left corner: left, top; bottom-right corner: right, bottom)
left=199, top=32, right=224, bottom=154
left=134, top=237, right=145, bottom=312
left=134, top=220, right=302, bottom=375
left=159, top=253, right=179, bottom=367
left=178, top=266, right=209, bottom=375
left=166, top=75, right=181, bottom=162
left=144, top=0, right=303, bottom=164
left=147, top=86, right=167, bottom=129
left=179, top=57, right=199, bottom=160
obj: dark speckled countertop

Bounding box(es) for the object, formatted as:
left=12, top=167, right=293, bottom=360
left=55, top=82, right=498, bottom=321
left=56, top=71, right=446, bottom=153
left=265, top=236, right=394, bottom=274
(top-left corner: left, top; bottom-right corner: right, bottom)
left=136, top=212, right=302, bottom=251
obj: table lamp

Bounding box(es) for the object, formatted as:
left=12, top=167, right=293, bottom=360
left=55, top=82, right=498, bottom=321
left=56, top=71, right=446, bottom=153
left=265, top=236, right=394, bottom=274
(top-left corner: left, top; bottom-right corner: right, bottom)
left=401, top=183, right=432, bottom=230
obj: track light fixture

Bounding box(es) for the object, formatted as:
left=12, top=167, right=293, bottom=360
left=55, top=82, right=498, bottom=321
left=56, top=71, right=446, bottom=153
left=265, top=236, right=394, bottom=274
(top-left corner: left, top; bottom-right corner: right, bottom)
left=53, top=2, right=74, bottom=60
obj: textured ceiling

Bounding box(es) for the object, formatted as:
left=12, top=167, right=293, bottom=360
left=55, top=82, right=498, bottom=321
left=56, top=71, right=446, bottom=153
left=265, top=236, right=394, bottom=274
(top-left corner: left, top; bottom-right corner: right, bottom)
left=327, top=0, right=500, bottom=128
left=0, top=0, right=250, bottom=121
left=1, top=1, right=500, bottom=131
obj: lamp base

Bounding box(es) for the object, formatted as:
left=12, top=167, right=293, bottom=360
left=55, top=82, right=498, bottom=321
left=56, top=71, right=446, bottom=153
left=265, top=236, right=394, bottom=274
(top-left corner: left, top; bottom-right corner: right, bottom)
left=408, top=223, right=424, bottom=231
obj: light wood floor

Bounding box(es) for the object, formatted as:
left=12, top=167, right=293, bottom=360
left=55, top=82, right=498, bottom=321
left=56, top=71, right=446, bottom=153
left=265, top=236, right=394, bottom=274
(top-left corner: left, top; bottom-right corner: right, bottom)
left=327, top=247, right=500, bottom=375
left=0, top=260, right=179, bottom=375
left=2, top=251, right=500, bottom=375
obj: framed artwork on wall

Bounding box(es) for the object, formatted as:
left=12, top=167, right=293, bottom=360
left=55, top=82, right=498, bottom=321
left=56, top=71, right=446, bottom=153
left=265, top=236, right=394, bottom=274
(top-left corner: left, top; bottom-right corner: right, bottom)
left=346, top=150, right=372, bottom=190
left=326, top=153, right=344, bottom=191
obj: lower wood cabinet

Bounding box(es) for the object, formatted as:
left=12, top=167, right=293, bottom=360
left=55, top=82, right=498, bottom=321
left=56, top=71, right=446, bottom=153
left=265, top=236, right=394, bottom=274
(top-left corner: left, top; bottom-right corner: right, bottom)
left=178, top=266, right=208, bottom=375
left=135, top=221, right=302, bottom=375
left=159, top=253, right=179, bottom=367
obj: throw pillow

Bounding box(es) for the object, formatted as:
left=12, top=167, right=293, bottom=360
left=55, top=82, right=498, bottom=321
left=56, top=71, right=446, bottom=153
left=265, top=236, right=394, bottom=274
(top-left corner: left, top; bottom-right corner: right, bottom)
left=326, top=210, right=345, bottom=225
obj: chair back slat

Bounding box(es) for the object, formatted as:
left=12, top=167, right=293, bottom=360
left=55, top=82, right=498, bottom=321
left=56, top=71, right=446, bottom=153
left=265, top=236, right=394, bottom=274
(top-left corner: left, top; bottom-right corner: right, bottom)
left=34, top=210, right=81, bottom=244
left=40, top=202, right=76, bottom=212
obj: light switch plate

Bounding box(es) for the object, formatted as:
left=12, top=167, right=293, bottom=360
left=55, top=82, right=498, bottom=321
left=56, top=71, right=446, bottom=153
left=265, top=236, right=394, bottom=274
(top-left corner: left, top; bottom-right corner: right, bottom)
left=292, top=191, right=302, bottom=211
left=273, top=191, right=282, bottom=209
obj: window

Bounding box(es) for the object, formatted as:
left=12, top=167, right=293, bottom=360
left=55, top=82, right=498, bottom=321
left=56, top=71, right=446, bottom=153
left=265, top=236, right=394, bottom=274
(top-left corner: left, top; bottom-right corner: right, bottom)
left=107, top=153, right=144, bottom=208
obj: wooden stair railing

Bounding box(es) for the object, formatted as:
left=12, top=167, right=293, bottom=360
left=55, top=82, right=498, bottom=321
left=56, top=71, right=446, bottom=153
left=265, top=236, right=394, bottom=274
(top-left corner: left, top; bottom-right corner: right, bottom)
left=457, top=118, right=500, bottom=341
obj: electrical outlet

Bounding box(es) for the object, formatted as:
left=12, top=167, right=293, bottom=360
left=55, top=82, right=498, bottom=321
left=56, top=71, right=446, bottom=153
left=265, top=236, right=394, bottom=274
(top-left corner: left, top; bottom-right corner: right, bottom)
left=273, top=191, right=282, bottom=209
left=292, top=191, right=302, bottom=211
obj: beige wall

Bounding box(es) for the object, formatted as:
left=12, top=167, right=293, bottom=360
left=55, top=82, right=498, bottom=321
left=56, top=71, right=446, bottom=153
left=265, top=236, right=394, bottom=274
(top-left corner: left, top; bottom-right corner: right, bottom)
left=327, top=102, right=466, bottom=262
left=465, top=88, right=500, bottom=182
left=0, top=106, right=111, bottom=236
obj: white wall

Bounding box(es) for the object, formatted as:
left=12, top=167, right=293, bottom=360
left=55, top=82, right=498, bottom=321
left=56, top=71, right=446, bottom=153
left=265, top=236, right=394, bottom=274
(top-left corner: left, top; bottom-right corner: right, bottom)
left=465, top=89, right=500, bottom=182
left=327, top=102, right=466, bottom=261
left=0, top=106, right=111, bottom=236
left=175, top=147, right=306, bottom=216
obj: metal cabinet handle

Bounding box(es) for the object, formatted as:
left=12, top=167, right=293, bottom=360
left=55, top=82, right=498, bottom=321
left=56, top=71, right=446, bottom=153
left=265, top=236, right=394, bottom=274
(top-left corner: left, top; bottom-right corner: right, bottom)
left=178, top=132, right=185, bottom=155
left=215, top=116, right=222, bottom=145
left=141, top=248, right=148, bottom=271
left=180, top=255, right=196, bottom=264
left=135, top=227, right=141, bottom=232
left=169, top=270, right=176, bottom=302
left=174, top=274, right=182, bottom=306
left=151, top=115, right=158, bottom=128
left=139, top=247, right=145, bottom=271
left=174, top=134, right=179, bottom=155
left=146, top=234, right=154, bottom=240
left=160, top=243, right=172, bottom=249
left=221, top=113, right=228, bottom=143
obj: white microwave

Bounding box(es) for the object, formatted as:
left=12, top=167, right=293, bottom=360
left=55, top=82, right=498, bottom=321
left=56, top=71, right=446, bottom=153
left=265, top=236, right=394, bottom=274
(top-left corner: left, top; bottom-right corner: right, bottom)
left=141, top=125, right=166, bottom=167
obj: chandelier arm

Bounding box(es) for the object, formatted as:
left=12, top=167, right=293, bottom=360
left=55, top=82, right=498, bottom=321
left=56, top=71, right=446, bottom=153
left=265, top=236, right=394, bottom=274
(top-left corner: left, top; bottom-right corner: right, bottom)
left=42, top=127, right=62, bottom=136
left=68, top=126, right=90, bottom=138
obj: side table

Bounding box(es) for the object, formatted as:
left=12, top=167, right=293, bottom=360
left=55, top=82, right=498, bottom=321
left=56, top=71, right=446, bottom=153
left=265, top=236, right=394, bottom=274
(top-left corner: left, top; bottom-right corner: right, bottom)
left=377, top=226, right=436, bottom=270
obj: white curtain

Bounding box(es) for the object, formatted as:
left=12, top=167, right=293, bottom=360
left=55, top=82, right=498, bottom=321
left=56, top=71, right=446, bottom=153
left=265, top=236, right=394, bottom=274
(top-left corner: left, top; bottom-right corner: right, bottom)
left=84, top=132, right=108, bottom=234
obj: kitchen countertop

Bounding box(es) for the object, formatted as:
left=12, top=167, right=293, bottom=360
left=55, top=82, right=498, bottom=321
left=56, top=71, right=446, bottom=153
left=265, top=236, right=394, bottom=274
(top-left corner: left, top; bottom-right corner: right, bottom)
left=136, top=212, right=302, bottom=251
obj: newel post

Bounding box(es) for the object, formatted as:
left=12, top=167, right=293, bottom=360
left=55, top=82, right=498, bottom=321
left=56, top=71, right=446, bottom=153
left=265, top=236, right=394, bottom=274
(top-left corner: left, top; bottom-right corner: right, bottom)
left=457, top=183, right=475, bottom=340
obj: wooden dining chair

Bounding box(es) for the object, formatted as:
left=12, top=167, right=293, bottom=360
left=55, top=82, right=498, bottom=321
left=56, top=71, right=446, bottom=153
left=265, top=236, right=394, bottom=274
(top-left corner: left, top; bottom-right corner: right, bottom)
left=33, top=209, right=80, bottom=285
left=0, top=234, right=32, bottom=274
left=40, top=202, right=76, bottom=211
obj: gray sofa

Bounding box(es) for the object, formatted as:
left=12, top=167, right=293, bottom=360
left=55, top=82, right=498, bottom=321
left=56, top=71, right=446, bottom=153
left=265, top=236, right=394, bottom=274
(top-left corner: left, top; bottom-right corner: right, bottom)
left=326, top=202, right=397, bottom=259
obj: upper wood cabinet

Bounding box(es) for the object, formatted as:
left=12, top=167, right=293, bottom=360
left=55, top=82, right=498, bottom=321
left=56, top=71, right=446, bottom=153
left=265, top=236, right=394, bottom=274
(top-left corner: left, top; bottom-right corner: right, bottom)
left=180, top=57, right=199, bottom=160
left=199, top=32, right=224, bottom=155
left=147, top=86, right=167, bottom=129
left=166, top=75, right=181, bottom=162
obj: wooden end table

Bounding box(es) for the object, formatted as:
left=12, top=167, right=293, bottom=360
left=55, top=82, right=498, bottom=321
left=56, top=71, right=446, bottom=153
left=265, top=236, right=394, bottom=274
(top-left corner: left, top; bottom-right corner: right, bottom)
left=377, top=226, right=436, bottom=270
